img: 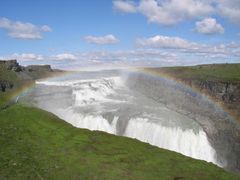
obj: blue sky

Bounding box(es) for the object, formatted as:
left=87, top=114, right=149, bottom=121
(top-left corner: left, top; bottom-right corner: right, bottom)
left=0, top=0, right=240, bottom=69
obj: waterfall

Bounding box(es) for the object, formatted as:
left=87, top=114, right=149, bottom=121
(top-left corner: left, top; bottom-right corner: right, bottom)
left=31, top=72, right=220, bottom=167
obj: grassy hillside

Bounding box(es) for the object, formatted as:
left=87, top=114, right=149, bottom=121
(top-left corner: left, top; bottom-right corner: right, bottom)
left=0, top=62, right=61, bottom=107
left=0, top=66, right=22, bottom=107
left=150, top=63, right=240, bottom=83
left=0, top=104, right=239, bottom=180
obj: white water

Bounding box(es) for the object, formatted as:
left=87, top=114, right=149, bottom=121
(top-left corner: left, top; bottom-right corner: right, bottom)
left=32, top=72, right=220, bottom=166
left=55, top=108, right=119, bottom=134
left=52, top=107, right=217, bottom=164
left=125, top=118, right=216, bottom=162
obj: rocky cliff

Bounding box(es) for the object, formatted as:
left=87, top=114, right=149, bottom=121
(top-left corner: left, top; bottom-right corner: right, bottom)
left=145, top=64, right=240, bottom=121
left=25, top=65, right=52, bottom=72
left=0, top=59, right=62, bottom=93
left=182, top=79, right=240, bottom=119
left=0, top=59, right=22, bottom=72
left=0, top=80, right=13, bottom=92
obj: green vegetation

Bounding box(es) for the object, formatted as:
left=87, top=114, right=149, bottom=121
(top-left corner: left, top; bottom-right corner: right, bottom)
left=0, top=104, right=239, bottom=180
left=0, top=66, right=19, bottom=84
left=0, top=66, right=21, bottom=107
left=0, top=61, right=62, bottom=107
left=153, top=63, right=240, bottom=83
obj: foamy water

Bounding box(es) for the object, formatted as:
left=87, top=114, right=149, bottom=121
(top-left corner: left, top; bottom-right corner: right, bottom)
left=28, top=71, right=221, bottom=166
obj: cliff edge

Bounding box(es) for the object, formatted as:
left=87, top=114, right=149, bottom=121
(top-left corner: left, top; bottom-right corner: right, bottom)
left=0, top=59, right=63, bottom=93
left=145, top=64, right=240, bottom=121
left=0, top=59, right=64, bottom=108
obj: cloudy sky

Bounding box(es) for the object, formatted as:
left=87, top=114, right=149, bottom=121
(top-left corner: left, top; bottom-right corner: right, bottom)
left=0, top=0, right=240, bottom=69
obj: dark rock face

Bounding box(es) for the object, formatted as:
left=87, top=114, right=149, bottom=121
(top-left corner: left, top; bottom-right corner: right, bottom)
left=186, top=80, right=240, bottom=104
left=0, top=59, right=58, bottom=92
left=0, top=80, right=13, bottom=92
left=0, top=60, right=19, bottom=92
left=23, top=65, right=54, bottom=80
left=0, top=59, right=22, bottom=72
left=25, top=65, right=52, bottom=72
left=183, top=80, right=240, bottom=119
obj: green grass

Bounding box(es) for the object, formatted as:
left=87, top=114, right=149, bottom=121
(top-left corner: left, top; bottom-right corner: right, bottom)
left=0, top=104, right=239, bottom=180
left=0, top=67, right=35, bottom=108
left=0, top=67, right=22, bottom=107
left=152, top=63, right=240, bottom=83
left=0, top=66, right=19, bottom=84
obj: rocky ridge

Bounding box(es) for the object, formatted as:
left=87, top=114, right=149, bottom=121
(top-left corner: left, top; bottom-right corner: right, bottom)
left=145, top=64, right=240, bottom=121
left=0, top=59, right=62, bottom=92
left=182, top=79, right=240, bottom=119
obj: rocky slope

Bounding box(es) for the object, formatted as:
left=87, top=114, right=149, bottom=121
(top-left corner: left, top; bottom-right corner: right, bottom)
left=0, top=60, right=22, bottom=72
left=145, top=64, right=240, bottom=121
left=127, top=72, right=240, bottom=173
left=183, top=79, right=240, bottom=120
left=0, top=59, right=64, bottom=109
left=0, top=59, right=63, bottom=93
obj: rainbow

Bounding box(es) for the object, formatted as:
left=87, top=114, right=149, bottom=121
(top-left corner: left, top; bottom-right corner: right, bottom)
left=7, top=71, right=74, bottom=103
left=138, top=67, right=238, bottom=122
left=9, top=81, right=36, bottom=103
left=7, top=67, right=237, bottom=122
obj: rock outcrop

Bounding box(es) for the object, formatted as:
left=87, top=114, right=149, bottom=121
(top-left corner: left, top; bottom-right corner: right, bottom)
left=145, top=65, right=240, bottom=121
left=25, top=65, right=53, bottom=72
left=180, top=79, right=239, bottom=103
left=0, top=59, right=62, bottom=92
left=181, top=80, right=240, bottom=119
left=0, top=80, right=14, bottom=92
left=22, top=65, right=54, bottom=80
left=0, top=59, right=22, bottom=72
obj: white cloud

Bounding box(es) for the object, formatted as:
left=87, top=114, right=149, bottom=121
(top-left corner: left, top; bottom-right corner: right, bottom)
left=0, top=17, right=52, bottom=40
left=113, top=0, right=137, bottom=13
left=79, top=49, right=178, bottom=62
left=217, top=0, right=240, bottom=25
left=139, top=0, right=213, bottom=25
left=84, top=34, right=119, bottom=45
left=195, top=18, right=224, bottom=35
left=2, top=44, right=240, bottom=69
left=41, top=25, right=52, bottom=32
left=57, top=49, right=182, bottom=69
left=114, top=0, right=213, bottom=25
left=1, top=53, right=77, bottom=64
left=136, top=35, right=240, bottom=57
left=8, top=53, right=44, bottom=61
left=113, top=0, right=240, bottom=26
left=53, top=53, right=77, bottom=60
left=137, top=35, right=194, bottom=49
